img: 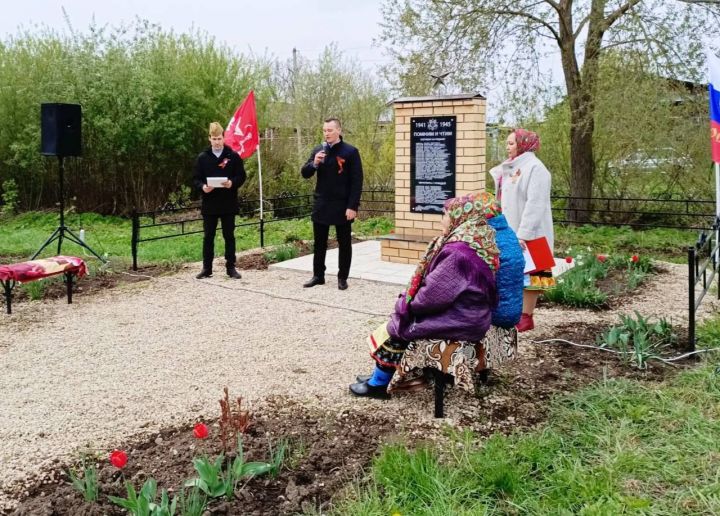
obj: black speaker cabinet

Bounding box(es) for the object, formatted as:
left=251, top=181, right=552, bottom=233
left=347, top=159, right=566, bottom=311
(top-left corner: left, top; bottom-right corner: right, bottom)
left=41, top=103, right=82, bottom=157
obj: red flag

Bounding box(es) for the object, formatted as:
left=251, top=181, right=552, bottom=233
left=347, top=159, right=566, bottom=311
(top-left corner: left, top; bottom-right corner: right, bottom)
left=224, top=90, right=259, bottom=159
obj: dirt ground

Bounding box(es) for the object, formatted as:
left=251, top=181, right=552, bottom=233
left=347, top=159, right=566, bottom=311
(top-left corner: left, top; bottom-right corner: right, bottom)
left=2, top=250, right=718, bottom=515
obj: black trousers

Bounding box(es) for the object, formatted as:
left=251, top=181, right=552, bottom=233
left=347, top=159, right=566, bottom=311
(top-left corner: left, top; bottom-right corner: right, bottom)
left=313, top=221, right=352, bottom=280
left=202, top=214, right=236, bottom=270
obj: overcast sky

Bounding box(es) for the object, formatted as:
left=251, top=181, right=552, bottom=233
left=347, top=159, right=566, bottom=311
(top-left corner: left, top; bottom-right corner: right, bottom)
left=0, top=0, right=391, bottom=69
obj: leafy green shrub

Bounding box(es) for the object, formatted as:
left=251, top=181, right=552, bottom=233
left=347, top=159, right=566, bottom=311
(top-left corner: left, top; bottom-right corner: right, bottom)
left=165, top=186, right=192, bottom=210
left=263, top=244, right=298, bottom=263
left=67, top=460, right=98, bottom=502
left=544, top=270, right=608, bottom=308
left=108, top=478, right=176, bottom=516
left=185, top=437, right=275, bottom=501
left=176, top=487, right=206, bottom=516
left=598, top=311, right=677, bottom=369
left=545, top=250, right=653, bottom=308
left=1, top=179, right=19, bottom=218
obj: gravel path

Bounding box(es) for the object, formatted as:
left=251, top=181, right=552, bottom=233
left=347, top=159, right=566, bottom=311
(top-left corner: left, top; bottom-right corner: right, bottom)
left=1, top=261, right=717, bottom=507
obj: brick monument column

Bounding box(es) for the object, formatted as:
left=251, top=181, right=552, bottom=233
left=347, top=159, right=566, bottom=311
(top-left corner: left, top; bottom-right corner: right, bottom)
left=380, top=93, right=487, bottom=263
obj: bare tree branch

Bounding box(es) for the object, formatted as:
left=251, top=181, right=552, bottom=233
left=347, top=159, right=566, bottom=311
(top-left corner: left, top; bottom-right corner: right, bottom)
left=603, top=0, right=644, bottom=31
left=492, top=9, right=562, bottom=43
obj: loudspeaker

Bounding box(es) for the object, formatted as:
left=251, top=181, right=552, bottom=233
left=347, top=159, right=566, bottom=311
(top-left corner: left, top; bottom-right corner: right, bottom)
left=41, top=103, right=82, bottom=157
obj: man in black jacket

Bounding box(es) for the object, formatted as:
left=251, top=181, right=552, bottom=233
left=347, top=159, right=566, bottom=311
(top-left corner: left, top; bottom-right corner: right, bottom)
left=301, top=118, right=363, bottom=290
left=193, top=122, right=246, bottom=279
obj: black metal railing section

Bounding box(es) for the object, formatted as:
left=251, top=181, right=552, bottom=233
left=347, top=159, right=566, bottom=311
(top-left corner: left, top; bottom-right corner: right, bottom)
left=130, top=189, right=394, bottom=270
left=687, top=217, right=720, bottom=351
left=131, top=192, right=717, bottom=270
left=552, top=196, right=716, bottom=230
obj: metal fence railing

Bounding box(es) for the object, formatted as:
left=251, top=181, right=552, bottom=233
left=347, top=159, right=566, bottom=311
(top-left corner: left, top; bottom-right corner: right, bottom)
left=131, top=192, right=717, bottom=270
left=552, top=196, right=717, bottom=230
left=687, top=217, right=720, bottom=351
left=130, top=189, right=393, bottom=270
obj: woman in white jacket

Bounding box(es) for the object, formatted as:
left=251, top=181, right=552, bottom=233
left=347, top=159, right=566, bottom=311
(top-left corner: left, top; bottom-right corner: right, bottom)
left=489, top=128, right=554, bottom=332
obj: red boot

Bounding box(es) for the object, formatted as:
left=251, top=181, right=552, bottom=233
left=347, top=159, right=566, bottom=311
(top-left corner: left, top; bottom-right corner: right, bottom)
left=516, top=313, right=534, bottom=332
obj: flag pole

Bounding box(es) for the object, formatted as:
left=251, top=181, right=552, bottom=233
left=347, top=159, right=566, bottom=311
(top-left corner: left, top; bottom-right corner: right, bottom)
left=715, top=162, right=719, bottom=222
left=715, top=162, right=719, bottom=264
left=257, top=141, right=265, bottom=247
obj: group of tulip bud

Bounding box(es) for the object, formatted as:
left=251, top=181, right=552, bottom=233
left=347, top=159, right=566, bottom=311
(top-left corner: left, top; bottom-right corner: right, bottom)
left=108, top=422, right=210, bottom=470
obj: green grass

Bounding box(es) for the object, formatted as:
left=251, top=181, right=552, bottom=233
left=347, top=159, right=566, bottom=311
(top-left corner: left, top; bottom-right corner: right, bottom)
left=698, top=315, right=720, bottom=349
left=335, top=361, right=720, bottom=515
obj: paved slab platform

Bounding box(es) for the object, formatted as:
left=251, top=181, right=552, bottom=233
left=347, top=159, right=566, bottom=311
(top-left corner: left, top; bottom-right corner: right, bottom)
left=269, top=239, right=575, bottom=286
left=270, top=240, right=415, bottom=286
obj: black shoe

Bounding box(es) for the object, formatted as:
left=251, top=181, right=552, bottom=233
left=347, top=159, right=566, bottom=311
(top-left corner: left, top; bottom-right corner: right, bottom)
left=196, top=269, right=212, bottom=279
left=338, top=278, right=348, bottom=290
left=227, top=267, right=241, bottom=279
left=303, top=276, right=325, bottom=288
left=349, top=381, right=391, bottom=400
left=356, top=374, right=372, bottom=383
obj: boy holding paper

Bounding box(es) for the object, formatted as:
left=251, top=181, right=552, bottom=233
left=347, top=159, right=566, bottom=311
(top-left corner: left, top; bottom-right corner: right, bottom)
left=193, top=122, right=246, bottom=279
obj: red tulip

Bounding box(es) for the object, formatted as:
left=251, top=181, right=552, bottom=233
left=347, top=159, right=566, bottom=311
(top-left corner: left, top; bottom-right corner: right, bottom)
left=631, top=254, right=639, bottom=263
left=565, top=256, right=573, bottom=263
left=109, top=450, right=127, bottom=469
left=597, top=254, right=607, bottom=263
left=390, top=229, right=395, bottom=234
left=193, top=423, right=209, bottom=439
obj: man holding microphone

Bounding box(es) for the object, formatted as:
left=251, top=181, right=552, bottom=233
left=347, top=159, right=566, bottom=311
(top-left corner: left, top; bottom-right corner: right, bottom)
left=300, top=118, right=363, bottom=290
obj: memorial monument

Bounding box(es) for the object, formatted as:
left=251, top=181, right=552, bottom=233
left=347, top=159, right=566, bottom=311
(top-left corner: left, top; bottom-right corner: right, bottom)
left=380, top=93, right=487, bottom=263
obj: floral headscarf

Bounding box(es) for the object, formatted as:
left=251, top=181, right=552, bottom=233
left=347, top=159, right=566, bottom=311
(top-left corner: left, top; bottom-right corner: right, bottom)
left=406, top=193, right=500, bottom=303
left=513, top=128, right=540, bottom=155
left=475, top=191, right=502, bottom=219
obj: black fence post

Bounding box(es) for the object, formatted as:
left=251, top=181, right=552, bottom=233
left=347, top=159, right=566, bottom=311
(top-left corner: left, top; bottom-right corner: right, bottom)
left=260, top=218, right=265, bottom=248
left=688, top=246, right=696, bottom=352
left=131, top=210, right=139, bottom=271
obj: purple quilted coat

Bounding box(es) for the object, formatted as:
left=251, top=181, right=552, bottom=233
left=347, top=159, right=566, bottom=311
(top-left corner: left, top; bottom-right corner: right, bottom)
left=387, top=242, right=498, bottom=342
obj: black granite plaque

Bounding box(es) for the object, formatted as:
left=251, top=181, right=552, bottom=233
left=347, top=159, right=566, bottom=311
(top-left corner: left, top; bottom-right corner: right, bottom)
left=410, top=116, right=456, bottom=213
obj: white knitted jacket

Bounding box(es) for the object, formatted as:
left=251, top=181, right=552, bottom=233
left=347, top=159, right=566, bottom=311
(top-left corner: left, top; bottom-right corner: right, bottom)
left=489, top=151, right=554, bottom=252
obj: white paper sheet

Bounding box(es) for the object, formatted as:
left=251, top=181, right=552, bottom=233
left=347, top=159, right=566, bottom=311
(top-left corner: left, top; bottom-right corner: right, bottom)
left=206, top=177, right=227, bottom=188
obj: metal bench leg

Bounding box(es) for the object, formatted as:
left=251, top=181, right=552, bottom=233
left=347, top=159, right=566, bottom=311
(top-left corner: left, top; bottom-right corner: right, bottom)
left=64, top=272, right=74, bottom=304
left=433, top=369, right=446, bottom=418
left=2, top=279, right=14, bottom=314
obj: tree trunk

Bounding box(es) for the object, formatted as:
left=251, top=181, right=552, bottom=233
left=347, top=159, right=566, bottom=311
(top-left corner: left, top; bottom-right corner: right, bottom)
left=568, top=90, right=595, bottom=224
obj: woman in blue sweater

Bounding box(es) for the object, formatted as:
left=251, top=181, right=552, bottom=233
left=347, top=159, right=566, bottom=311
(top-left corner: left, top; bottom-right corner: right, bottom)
left=477, top=192, right=524, bottom=378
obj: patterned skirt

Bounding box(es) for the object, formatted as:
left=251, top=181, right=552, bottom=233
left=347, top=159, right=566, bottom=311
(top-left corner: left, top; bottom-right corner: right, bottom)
left=527, top=268, right=555, bottom=290
left=369, top=326, right=518, bottom=392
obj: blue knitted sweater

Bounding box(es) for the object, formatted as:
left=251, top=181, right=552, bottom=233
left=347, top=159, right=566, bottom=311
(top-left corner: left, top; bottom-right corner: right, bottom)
left=487, top=214, right=524, bottom=327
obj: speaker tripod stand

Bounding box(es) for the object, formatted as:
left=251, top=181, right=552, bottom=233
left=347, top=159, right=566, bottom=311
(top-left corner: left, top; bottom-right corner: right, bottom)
left=32, top=155, right=106, bottom=262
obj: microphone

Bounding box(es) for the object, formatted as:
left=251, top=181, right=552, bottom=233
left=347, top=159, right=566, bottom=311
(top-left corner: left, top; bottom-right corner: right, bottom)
left=320, top=141, right=328, bottom=162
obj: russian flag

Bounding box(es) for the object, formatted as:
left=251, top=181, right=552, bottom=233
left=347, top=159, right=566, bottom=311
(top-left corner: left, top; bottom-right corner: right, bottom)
left=710, top=52, right=720, bottom=164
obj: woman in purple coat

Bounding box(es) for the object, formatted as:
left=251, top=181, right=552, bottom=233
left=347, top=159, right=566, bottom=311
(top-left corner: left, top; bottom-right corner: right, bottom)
left=350, top=194, right=500, bottom=399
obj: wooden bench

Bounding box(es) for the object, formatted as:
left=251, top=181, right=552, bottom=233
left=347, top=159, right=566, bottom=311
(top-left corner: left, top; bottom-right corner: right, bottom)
left=389, top=326, right=518, bottom=418
left=0, top=256, right=87, bottom=314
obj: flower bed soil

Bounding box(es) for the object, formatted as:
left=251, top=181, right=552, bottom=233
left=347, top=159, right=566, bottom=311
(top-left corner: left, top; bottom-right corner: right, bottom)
left=9, top=400, right=398, bottom=516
